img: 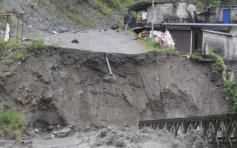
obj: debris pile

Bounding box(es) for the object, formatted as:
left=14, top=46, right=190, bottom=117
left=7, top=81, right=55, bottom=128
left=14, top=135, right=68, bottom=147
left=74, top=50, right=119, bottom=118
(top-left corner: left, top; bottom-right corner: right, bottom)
left=136, top=30, right=175, bottom=49
left=135, top=30, right=150, bottom=39
left=150, top=30, right=175, bottom=49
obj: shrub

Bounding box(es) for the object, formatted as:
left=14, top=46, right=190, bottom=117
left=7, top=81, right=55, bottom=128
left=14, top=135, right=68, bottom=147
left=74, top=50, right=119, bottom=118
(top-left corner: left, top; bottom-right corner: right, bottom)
left=224, top=80, right=237, bottom=113
left=30, top=39, right=45, bottom=50
left=30, top=2, right=39, bottom=11
left=0, top=103, right=24, bottom=139
left=209, top=50, right=227, bottom=72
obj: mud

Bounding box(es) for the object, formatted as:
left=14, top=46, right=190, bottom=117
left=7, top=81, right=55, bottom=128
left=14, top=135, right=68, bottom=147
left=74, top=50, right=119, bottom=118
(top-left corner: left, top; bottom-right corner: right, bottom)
left=0, top=47, right=228, bottom=130
left=2, top=127, right=208, bottom=148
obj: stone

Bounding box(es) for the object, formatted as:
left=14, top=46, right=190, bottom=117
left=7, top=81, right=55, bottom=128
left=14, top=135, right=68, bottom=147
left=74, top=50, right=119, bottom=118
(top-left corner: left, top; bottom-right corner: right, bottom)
left=103, top=75, right=117, bottom=84
left=34, top=128, right=39, bottom=133
left=98, top=131, right=107, bottom=138
left=72, top=39, right=79, bottom=44
left=55, top=128, right=71, bottom=137
left=52, top=31, right=58, bottom=34
left=111, top=25, right=119, bottom=30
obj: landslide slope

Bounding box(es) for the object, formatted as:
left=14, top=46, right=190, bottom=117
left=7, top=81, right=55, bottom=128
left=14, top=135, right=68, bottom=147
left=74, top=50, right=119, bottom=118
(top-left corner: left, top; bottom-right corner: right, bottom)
left=0, top=47, right=229, bottom=128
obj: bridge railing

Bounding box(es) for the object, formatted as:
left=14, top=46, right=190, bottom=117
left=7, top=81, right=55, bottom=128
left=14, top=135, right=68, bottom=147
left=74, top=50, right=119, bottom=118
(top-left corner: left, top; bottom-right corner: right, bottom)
left=139, top=114, right=237, bottom=147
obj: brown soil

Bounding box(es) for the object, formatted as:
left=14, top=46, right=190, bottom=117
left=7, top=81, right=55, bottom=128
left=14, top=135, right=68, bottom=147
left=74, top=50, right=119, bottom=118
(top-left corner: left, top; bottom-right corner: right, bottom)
left=0, top=47, right=229, bottom=129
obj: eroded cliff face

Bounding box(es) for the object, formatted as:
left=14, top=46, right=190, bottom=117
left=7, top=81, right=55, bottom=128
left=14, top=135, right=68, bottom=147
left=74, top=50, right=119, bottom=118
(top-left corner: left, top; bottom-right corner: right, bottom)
left=0, top=48, right=229, bottom=128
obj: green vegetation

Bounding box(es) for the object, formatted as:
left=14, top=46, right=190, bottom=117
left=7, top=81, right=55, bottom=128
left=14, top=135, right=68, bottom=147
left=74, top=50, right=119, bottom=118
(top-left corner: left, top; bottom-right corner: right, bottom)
left=30, top=39, right=45, bottom=50
left=0, top=4, right=6, bottom=30
left=30, top=2, right=39, bottom=11
left=209, top=50, right=227, bottom=72
left=137, top=38, right=180, bottom=55
left=224, top=80, right=237, bottom=113
left=207, top=50, right=237, bottom=113
left=0, top=103, right=24, bottom=139
left=189, top=53, right=202, bottom=60
left=94, top=0, right=148, bottom=16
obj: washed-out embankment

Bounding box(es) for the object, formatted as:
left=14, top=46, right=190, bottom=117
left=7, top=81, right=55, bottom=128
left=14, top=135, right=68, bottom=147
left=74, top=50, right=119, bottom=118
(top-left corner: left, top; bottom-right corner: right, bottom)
left=0, top=47, right=229, bottom=131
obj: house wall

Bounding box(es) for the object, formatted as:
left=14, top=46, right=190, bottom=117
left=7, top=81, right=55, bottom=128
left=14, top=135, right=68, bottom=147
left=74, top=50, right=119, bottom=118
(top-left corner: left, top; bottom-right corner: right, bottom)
left=202, top=7, right=237, bottom=23
left=146, top=2, right=196, bottom=24
left=202, top=31, right=237, bottom=60
left=147, top=3, right=174, bottom=24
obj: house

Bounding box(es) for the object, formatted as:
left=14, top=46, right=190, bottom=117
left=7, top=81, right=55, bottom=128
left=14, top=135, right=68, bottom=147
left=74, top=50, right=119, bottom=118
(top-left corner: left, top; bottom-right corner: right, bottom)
left=128, top=2, right=197, bottom=24
left=198, top=5, right=237, bottom=24
left=128, top=2, right=237, bottom=58
left=163, top=23, right=237, bottom=56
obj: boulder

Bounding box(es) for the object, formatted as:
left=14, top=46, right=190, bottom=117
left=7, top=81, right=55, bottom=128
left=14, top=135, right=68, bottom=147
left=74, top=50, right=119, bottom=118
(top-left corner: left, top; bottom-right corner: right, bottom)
left=111, top=25, right=119, bottom=30
left=55, top=128, right=71, bottom=137
left=72, top=39, right=79, bottom=44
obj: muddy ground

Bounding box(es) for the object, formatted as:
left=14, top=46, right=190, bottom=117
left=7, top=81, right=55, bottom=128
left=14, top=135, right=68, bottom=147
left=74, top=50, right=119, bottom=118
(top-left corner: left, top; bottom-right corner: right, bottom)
left=0, top=47, right=228, bottom=129
left=3, top=127, right=208, bottom=148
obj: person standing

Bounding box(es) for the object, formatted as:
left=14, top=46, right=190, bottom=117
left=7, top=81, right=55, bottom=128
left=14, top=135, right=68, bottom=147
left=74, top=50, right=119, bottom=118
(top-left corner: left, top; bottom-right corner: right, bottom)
left=142, top=11, right=147, bottom=23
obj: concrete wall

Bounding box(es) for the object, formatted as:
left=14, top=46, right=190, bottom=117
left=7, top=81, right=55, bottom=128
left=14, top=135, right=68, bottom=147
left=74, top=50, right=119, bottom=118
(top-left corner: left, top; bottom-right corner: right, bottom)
left=201, top=7, right=237, bottom=23
left=202, top=30, right=237, bottom=60
left=147, top=2, right=196, bottom=24
left=147, top=3, right=174, bottom=24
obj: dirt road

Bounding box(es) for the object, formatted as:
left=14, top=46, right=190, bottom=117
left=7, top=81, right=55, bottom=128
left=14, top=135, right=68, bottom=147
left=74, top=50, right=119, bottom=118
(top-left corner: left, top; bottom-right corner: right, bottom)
left=44, top=29, right=146, bottom=54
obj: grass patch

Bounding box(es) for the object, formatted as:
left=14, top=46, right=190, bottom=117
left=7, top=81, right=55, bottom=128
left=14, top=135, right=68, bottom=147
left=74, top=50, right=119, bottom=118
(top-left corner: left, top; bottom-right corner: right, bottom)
left=0, top=103, right=24, bottom=139
left=30, top=39, right=45, bottom=50
left=61, top=6, right=95, bottom=27
left=209, top=50, right=227, bottom=72
left=189, top=53, right=202, bottom=60
left=137, top=38, right=180, bottom=55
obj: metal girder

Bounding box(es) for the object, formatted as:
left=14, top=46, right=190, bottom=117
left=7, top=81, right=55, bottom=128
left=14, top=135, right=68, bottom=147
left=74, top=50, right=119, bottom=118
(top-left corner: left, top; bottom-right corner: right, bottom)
left=139, top=113, right=237, bottom=147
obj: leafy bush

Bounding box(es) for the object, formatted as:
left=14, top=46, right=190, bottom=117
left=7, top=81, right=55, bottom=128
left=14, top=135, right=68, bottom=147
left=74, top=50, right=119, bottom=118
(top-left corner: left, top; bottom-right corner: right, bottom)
left=0, top=104, right=24, bottom=139
left=209, top=50, right=227, bottom=72
left=30, top=2, right=39, bottom=11
left=224, top=80, right=237, bottom=113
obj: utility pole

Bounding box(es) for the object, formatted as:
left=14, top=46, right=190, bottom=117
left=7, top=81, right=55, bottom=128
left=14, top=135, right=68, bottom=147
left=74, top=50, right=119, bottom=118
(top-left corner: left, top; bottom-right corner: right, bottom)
left=152, top=0, right=154, bottom=41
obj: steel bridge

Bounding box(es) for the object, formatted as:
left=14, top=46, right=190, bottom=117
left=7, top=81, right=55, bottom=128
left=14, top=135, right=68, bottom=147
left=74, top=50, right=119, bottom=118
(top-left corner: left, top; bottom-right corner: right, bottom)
left=139, top=114, right=237, bottom=147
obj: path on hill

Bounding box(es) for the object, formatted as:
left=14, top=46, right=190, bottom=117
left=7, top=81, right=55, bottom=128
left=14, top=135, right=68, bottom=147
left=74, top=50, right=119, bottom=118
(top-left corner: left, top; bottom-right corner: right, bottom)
left=44, top=29, right=146, bottom=54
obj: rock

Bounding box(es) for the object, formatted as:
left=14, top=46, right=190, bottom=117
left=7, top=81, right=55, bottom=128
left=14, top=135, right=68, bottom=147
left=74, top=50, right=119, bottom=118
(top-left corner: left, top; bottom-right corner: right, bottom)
left=111, top=25, right=119, bottom=30
left=34, top=128, right=39, bottom=133
left=55, top=128, right=71, bottom=137
left=98, top=131, right=107, bottom=138
left=104, top=29, right=108, bottom=31
left=52, top=31, right=58, bottom=34
left=103, top=75, right=117, bottom=84
left=0, top=31, right=4, bottom=34
left=72, top=39, right=79, bottom=44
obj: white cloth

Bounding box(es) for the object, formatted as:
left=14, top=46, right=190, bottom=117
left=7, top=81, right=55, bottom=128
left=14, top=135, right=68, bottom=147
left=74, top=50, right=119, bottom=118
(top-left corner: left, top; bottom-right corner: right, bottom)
left=4, top=23, right=10, bottom=41
left=142, top=11, right=147, bottom=20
